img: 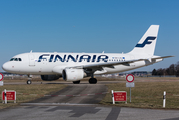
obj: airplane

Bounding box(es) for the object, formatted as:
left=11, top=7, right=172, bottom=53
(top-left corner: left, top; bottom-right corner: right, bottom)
left=2, top=25, right=173, bottom=84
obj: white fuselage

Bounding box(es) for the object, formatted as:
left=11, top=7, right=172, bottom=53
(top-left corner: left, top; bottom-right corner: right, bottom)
left=2, top=52, right=162, bottom=75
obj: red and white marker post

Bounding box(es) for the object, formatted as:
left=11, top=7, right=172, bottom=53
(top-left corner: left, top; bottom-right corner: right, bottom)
left=163, top=91, right=166, bottom=108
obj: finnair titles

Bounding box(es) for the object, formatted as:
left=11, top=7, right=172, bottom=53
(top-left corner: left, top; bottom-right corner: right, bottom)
left=2, top=25, right=173, bottom=84
left=38, top=54, right=125, bottom=63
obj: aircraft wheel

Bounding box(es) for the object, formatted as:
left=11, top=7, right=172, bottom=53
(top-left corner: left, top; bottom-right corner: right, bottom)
left=73, top=80, right=80, bottom=84
left=27, top=80, right=32, bottom=85
left=89, top=78, right=97, bottom=84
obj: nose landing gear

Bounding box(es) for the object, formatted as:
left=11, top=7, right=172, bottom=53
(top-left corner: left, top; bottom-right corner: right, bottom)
left=27, top=80, right=32, bottom=84
left=27, top=75, right=32, bottom=85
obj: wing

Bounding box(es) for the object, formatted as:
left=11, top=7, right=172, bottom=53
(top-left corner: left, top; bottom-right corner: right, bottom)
left=82, top=59, right=143, bottom=69
left=53, top=55, right=174, bottom=74
left=71, top=55, right=174, bottom=69
left=68, top=59, right=146, bottom=71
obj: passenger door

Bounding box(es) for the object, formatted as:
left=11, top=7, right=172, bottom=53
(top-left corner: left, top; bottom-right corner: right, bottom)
left=29, top=54, right=35, bottom=66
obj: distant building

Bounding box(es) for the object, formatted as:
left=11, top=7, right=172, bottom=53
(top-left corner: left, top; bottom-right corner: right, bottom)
left=131, top=71, right=152, bottom=77
left=0, top=72, right=27, bottom=77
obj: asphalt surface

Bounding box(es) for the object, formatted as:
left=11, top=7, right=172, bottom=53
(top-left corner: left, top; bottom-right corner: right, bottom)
left=1, top=105, right=179, bottom=120
left=29, top=84, right=108, bottom=104
left=1, top=81, right=179, bottom=120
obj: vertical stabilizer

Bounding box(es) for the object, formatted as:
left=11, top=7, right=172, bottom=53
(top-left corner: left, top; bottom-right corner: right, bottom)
left=129, top=25, right=159, bottom=57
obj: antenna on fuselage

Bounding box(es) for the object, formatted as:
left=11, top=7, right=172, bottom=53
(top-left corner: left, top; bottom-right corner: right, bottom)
left=30, top=50, right=33, bottom=53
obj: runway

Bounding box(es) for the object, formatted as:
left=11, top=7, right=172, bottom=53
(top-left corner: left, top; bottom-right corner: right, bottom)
left=1, top=80, right=179, bottom=120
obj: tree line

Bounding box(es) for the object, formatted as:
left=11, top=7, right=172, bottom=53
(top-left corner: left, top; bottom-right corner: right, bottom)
left=152, top=62, right=179, bottom=77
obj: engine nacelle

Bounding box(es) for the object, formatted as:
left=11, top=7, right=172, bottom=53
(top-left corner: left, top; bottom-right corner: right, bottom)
left=41, top=75, right=61, bottom=81
left=62, top=69, right=85, bottom=81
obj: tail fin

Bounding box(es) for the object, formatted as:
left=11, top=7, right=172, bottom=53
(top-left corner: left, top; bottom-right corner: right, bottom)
left=129, top=25, right=159, bottom=57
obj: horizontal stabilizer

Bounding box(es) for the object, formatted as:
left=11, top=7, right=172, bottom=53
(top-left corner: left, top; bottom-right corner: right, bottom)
left=151, top=56, right=174, bottom=60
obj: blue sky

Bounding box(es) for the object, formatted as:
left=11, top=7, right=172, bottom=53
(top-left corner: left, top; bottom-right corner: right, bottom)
left=0, top=0, right=178, bottom=72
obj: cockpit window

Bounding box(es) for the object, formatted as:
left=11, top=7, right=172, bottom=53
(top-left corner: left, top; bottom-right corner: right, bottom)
left=14, top=58, right=18, bottom=61
left=10, top=58, right=22, bottom=61
left=10, top=58, right=14, bottom=61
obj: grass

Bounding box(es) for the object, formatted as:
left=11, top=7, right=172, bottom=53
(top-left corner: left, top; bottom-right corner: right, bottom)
left=100, top=81, right=179, bottom=109
left=0, top=83, right=66, bottom=109
left=1, top=77, right=179, bottom=109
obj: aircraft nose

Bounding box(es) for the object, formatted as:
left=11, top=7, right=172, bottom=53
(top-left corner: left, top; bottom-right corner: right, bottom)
left=2, top=62, right=11, bottom=72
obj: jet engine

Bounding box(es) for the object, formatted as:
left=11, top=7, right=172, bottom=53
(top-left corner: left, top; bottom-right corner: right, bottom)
left=41, top=75, right=61, bottom=81
left=62, top=68, right=85, bottom=81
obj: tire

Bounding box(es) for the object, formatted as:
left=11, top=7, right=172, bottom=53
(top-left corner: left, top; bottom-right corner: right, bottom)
left=27, top=80, right=32, bottom=85
left=73, top=80, right=80, bottom=84
left=89, top=78, right=97, bottom=84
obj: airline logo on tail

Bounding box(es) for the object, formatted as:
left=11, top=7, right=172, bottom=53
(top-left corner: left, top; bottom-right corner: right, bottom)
left=135, top=36, right=156, bottom=47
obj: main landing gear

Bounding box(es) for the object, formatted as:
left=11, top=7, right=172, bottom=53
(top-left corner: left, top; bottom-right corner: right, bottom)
left=89, top=78, right=97, bottom=84
left=73, top=80, right=80, bottom=84
left=88, top=74, right=97, bottom=84
left=72, top=77, right=97, bottom=84
left=72, top=78, right=97, bottom=84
